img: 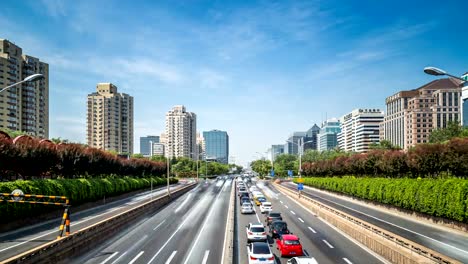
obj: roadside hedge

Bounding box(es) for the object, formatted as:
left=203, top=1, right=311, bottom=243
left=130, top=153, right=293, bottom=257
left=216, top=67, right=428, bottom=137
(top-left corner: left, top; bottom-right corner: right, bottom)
left=0, top=177, right=178, bottom=223
left=294, top=177, right=468, bottom=223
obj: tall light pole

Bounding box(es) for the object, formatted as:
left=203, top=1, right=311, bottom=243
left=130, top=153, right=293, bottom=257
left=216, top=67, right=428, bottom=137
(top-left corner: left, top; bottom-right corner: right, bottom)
left=424, top=66, right=468, bottom=126
left=0, top=74, right=44, bottom=94
left=286, top=138, right=314, bottom=178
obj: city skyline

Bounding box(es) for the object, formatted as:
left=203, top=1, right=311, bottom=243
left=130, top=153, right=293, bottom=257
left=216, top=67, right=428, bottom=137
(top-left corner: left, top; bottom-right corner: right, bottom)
left=1, top=1, right=467, bottom=165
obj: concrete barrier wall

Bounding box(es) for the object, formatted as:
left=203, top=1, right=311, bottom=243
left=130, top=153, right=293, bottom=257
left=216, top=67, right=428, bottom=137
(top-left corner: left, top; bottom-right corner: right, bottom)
left=274, top=183, right=461, bottom=264
left=3, top=184, right=196, bottom=264
left=222, top=181, right=235, bottom=264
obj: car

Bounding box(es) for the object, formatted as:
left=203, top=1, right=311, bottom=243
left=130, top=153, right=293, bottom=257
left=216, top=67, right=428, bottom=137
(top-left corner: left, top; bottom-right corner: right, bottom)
left=246, top=223, right=267, bottom=242
left=260, top=202, right=272, bottom=214
left=239, top=190, right=249, bottom=197
left=269, top=220, right=290, bottom=238
left=241, top=202, right=255, bottom=214
left=265, top=212, right=282, bottom=225
left=240, top=192, right=250, bottom=200
left=276, top=234, right=303, bottom=257
left=240, top=196, right=251, bottom=205
left=254, top=196, right=267, bottom=206
left=287, top=256, right=318, bottom=264
left=247, top=242, right=275, bottom=264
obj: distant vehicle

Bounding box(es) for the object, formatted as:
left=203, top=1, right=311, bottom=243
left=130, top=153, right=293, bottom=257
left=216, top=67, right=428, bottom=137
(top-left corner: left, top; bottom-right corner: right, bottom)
left=269, top=220, right=290, bottom=238
left=240, top=192, right=250, bottom=199
left=239, top=190, right=249, bottom=197
left=240, top=196, right=251, bottom=205
left=265, top=212, right=282, bottom=225
left=287, top=256, right=318, bottom=264
left=247, top=242, right=275, bottom=264
left=254, top=196, right=267, bottom=206
left=241, top=202, right=254, bottom=214
left=276, top=234, right=303, bottom=257
left=259, top=202, right=272, bottom=214
left=246, top=223, right=267, bottom=242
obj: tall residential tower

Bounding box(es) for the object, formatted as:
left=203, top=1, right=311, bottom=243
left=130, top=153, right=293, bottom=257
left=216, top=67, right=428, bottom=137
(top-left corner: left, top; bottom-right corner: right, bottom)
left=165, top=105, right=197, bottom=158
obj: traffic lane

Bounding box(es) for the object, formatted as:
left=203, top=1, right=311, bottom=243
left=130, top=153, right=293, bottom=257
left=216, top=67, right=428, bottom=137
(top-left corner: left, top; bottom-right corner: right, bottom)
left=261, top=182, right=383, bottom=264
left=0, top=183, right=186, bottom=262
left=283, top=182, right=468, bottom=263
left=71, top=181, right=209, bottom=264
left=178, top=178, right=233, bottom=264
left=138, top=179, right=228, bottom=264
left=236, top=189, right=271, bottom=264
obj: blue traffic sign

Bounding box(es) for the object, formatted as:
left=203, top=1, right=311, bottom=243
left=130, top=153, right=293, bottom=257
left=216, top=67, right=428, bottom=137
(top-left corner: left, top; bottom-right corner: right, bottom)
left=297, top=183, right=304, bottom=190
left=270, top=169, right=275, bottom=176
left=287, top=170, right=293, bottom=176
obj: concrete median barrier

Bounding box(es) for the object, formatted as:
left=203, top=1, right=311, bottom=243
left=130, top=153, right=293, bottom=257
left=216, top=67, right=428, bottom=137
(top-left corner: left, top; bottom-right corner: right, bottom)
left=221, top=181, right=235, bottom=264
left=274, top=183, right=461, bottom=264
left=2, top=183, right=196, bottom=264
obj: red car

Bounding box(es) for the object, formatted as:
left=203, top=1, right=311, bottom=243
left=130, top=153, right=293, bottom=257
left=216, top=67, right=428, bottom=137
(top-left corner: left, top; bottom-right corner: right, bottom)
left=276, top=234, right=303, bottom=257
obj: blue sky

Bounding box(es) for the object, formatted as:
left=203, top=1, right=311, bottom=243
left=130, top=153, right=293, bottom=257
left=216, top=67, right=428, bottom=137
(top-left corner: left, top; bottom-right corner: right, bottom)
left=1, top=0, right=467, bottom=166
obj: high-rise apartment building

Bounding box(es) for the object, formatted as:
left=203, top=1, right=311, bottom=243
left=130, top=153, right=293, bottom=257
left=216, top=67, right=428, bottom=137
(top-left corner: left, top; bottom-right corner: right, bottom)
left=0, top=39, right=49, bottom=138
left=196, top=132, right=205, bottom=160
left=87, top=83, right=134, bottom=154
left=203, top=130, right=229, bottom=164
left=270, top=144, right=284, bottom=161
left=165, top=105, right=197, bottom=158
left=460, top=73, right=468, bottom=127
left=317, top=118, right=341, bottom=151
left=140, top=135, right=159, bottom=156
left=337, top=109, right=384, bottom=152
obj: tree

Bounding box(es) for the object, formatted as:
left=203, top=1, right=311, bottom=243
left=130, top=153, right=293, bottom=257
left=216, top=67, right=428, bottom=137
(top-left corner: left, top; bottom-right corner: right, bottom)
left=250, top=159, right=271, bottom=177
left=369, top=140, right=401, bottom=150
left=429, top=121, right=465, bottom=143
left=131, top=153, right=146, bottom=159
left=150, top=155, right=167, bottom=162
left=274, top=154, right=297, bottom=177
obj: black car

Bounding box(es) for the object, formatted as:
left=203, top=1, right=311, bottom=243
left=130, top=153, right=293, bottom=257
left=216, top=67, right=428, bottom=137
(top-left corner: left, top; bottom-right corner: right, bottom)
left=265, top=212, right=282, bottom=225
left=240, top=196, right=250, bottom=205
left=269, top=221, right=290, bottom=238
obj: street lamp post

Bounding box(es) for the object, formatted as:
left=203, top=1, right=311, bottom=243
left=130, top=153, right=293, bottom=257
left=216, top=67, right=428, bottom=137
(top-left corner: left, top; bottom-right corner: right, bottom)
left=0, top=74, right=44, bottom=94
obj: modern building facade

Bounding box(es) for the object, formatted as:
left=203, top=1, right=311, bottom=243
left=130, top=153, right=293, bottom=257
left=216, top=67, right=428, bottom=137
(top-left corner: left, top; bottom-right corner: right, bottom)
left=165, top=105, right=197, bottom=159
left=203, top=130, right=229, bottom=164
left=270, top=144, right=284, bottom=161
left=337, top=109, right=384, bottom=152
left=196, top=132, right=205, bottom=160
left=285, top=131, right=306, bottom=155
left=304, top=124, right=320, bottom=151
left=87, top=83, right=134, bottom=154
left=0, top=39, right=49, bottom=138
left=317, top=118, right=341, bottom=151
left=140, top=135, right=160, bottom=156
left=461, top=73, right=468, bottom=127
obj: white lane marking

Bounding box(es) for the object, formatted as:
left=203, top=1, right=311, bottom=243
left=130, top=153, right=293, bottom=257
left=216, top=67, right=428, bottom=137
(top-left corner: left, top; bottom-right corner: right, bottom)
left=300, top=187, right=468, bottom=255
left=147, top=209, right=196, bottom=263
left=164, top=251, right=177, bottom=264
left=175, top=193, right=192, bottom=213
left=153, top=220, right=166, bottom=231
left=128, top=251, right=144, bottom=264
left=254, top=210, right=261, bottom=223
left=323, top=240, right=334, bottom=248
left=280, top=201, right=283, bottom=204
left=182, top=182, right=227, bottom=264
left=221, top=184, right=234, bottom=264
left=100, top=251, right=119, bottom=264
left=343, top=257, right=353, bottom=264
left=202, top=250, right=210, bottom=264
left=298, top=217, right=304, bottom=223
left=290, top=210, right=296, bottom=215
left=284, top=205, right=288, bottom=209
left=110, top=251, right=127, bottom=264
left=308, top=226, right=317, bottom=233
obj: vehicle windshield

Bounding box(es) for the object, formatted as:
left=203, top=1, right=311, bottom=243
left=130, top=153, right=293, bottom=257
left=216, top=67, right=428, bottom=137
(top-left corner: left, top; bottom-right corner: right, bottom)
left=251, top=227, right=264, bottom=232
left=253, top=244, right=270, bottom=254
left=269, top=213, right=281, bottom=217
left=284, top=239, right=300, bottom=245
left=258, top=197, right=266, bottom=202
left=273, top=223, right=287, bottom=230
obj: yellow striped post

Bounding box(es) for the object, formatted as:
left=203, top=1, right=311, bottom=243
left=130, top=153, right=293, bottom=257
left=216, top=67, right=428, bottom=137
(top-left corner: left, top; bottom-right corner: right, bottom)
left=57, top=207, right=68, bottom=239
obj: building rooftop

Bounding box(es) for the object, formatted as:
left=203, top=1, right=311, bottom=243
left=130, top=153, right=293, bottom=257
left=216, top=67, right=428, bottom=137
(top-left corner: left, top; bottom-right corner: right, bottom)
left=415, top=77, right=462, bottom=90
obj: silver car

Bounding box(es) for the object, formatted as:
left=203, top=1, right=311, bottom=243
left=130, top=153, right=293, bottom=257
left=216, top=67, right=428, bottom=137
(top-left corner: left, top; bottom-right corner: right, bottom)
left=241, top=202, right=254, bottom=214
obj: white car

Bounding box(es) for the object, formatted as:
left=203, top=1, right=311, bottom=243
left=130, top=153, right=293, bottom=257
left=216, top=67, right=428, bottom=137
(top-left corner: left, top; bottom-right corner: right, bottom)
left=260, top=202, right=272, bottom=214
left=246, top=223, right=267, bottom=242
left=287, top=256, right=318, bottom=264
left=241, top=202, right=254, bottom=214
left=247, top=242, right=275, bottom=264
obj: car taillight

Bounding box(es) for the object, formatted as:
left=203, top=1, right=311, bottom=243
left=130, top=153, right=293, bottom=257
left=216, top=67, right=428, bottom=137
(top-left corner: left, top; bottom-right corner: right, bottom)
left=273, top=230, right=277, bottom=233
left=250, top=256, right=257, bottom=260
left=262, top=232, right=266, bottom=235
left=268, top=256, right=274, bottom=260
left=248, top=232, right=253, bottom=235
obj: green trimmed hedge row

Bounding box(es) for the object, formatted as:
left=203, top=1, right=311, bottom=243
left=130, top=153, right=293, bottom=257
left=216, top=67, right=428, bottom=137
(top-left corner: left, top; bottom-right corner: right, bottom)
left=0, top=177, right=178, bottom=223
left=295, top=177, right=468, bottom=223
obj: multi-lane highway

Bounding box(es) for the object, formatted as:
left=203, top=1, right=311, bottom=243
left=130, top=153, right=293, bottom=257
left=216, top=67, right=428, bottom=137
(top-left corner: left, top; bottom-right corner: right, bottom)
left=0, top=182, right=188, bottom=262
left=281, top=181, right=468, bottom=263
left=235, top=179, right=384, bottom=264
left=72, top=177, right=232, bottom=264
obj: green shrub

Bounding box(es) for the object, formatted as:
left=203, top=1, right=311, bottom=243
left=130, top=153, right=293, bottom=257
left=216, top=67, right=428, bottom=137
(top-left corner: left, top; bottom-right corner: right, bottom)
left=0, top=177, right=178, bottom=223
left=295, top=177, right=468, bottom=223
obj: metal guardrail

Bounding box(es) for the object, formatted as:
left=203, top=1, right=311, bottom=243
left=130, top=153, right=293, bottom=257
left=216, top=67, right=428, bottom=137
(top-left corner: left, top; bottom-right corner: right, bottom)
left=2, top=183, right=196, bottom=264
left=275, top=183, right=462, bottom=264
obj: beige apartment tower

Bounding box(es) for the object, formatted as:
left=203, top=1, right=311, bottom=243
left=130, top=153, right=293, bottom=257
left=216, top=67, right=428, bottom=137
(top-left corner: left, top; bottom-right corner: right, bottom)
left=87, top=83, right=134, bottom=154
left=382, top=78, right=462, bottom=149
left=165, top=105, right=197, bottom=159
left=0, top=39, right=49, bottom=138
